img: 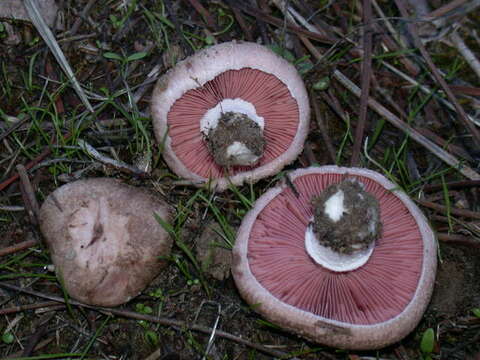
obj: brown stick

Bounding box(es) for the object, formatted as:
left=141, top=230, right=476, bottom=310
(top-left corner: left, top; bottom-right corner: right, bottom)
left=425, top=0, right=471, bottom=19
left=437, top=233, right=480, bottom=248
left=417, top=199, right=480, bottom=220
left=184, top=0, right=216, bottom=29
left=254, top=0, right=271, bottom=45
left=0, top=239, right=40, bottom=257
left=68, top=0, right=97, bottom=36
left=423, top=180, right=480, bottom=193
left=231, top=7, right=254, bottom=42
left=311, top=92, right=337, bottom=163
left=295, top=28, right=480, bottom=179
left=415, top=127, right=473, bottom=161
left=0, top=148, right=51, bottom=192
left=0, top=283, right=300, bottom=360
left=0, top=301, right=63, bottom=315
left=322, top=90, right=350, bottom=124
left=332, top=69, right=480, bottom=180
left=449, top=85, right=480, bottom=97
left=351, top=0, right=373, bottom=167
left=21, top=315, right=52, bottom=357
left=395, top=0, right=480, bottom=148
left=226, top=1, right=334, bottom=44
left=16, top=164, right=40, bottom=225
left=0, top=117, right=30, bottom=143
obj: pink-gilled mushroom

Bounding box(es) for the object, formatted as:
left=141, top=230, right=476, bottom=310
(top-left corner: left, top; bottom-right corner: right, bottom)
left=232, top=166, right=437, bottom=350
left=151, top=41, right=310, bottom=191
left=39, top=178, right=173, bottom=307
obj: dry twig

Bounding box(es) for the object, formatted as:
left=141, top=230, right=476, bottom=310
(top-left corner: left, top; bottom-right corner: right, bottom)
left=271, top=5, right=480, bottom=179
left=311, top=92, right=336, bottom=163
left=422, top=179, right=480, bottom=192
left=16, top=164, right=40, bottom=225
left=395, top=0, right=480, bottom=147
left=0, top=239, right=40, bottom=257
left=351, top=0, right=373, bottom=166
left=437, top=233, right=480, bottom=248
left=0, top=283, right=300, bottom=359
left=450, top=30, right=480, bottom=80
left=0, top=301, right=62, bottom=316
left=226, top=1, right=334, bottom=44
left=417, top=199, right=480, bottom=219
left=333, top=69, right=480, bottom=180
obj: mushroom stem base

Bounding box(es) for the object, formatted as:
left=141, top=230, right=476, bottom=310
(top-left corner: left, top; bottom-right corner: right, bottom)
left=305, top=223, right=374, bottom=272
left=206, top=111, right=265, bottom=167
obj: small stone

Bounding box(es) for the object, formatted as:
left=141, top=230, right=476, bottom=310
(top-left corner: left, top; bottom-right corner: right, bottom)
left=195, top=222, right=233, bottom=281
left=2, top=22, right=21, bottom=45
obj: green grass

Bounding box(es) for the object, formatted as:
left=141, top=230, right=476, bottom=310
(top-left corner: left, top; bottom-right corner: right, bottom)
left=80, top=315, right=111, bottom=359
left=155, top=188, right=211, bottom=295
left=336, top=113, right=352, bottom=165
left=154, top=180, right=254, bottom=295
left=5, top=354, right=85, bottom=360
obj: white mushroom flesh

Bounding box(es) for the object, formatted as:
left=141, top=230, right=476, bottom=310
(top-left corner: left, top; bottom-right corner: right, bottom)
left=323, top=189, right=346, bottom=222
left=305, top=222, right=375, bottom=272
left=200, top=98, right=264, bottom=135
left=226, top=141, right=261, bottom=165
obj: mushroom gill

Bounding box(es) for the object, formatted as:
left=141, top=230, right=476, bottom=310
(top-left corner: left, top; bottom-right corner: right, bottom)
left=151, top=41, right=310, bottom=191
left=232, top=166, right=437, bottom=350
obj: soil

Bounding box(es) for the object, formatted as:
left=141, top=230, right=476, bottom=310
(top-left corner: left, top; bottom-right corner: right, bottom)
left=425, top=244, right=480, bottom=360
left=195, top=221, right=233, bottom=281
left=312, top=178, right=381, bottom=254
left=206, top=112, right=265, bottom=167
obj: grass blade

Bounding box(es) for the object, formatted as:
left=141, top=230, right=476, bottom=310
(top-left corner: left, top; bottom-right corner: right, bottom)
left=24, top=0, right=94, bottom=113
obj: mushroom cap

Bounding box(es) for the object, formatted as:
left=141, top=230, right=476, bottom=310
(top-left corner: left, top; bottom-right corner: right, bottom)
left=151, top=40, right=310, bottom=191
left=39, top=178, right=173, bottom=307
left=232, top=166, right=437, bottom=350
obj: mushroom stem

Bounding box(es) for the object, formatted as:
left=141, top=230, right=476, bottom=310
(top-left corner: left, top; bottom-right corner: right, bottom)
left=305, top=223, right=375, bottom=272
left=201, top=98, right=265, bottom=167
left=306, top=178, right=382, bottom=272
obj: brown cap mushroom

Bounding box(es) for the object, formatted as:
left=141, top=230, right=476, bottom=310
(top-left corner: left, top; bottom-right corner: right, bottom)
left=232, top=166, right=437, bottom=350
left=39, top=178, right=173, bottom=307
left=151, top=40, right=310, bottom=191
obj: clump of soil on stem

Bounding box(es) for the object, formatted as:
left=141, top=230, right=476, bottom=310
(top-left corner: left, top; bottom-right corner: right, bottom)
left=206, top=112, right=265, bottom=167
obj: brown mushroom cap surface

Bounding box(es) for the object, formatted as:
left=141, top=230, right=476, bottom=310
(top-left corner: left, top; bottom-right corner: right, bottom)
left=39, top=178, right=173, bottom=307
left=232, top=166, right=437, bottom=350
left=151, top=40, right=310, bottom=191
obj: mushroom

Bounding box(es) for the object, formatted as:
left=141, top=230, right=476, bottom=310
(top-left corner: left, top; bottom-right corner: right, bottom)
left=151, top=41, right=310, bottom=191
left=232, top=166, right=437, bottom=350
left=39, top=178, right=173, bottom=307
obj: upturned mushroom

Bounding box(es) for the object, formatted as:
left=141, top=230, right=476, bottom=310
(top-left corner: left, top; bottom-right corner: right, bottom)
left=39, top=178, right=173, bottom=307
left=151, top=40, right=310, bottom=191
left=232, top=166, right=437, bottom=350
